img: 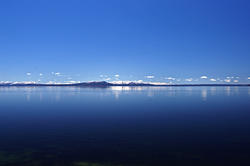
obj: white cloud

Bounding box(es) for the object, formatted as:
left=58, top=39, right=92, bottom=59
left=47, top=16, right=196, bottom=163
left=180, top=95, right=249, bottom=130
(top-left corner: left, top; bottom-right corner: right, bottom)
left=0, top=81, right=11, bottom=84
left=185, top=78, right=192, bottom=82
left=111, top=80, right=133, bottom=84
left=26, top=73, right=31, bottom=76
left=100, top=74, right=109, bottom=78
left=233, top=80, right=239, bottom=83
left=46, top=81, right=54, bottom=84
left=115, top=74, right=120, bottom=77
left=113, top=80, right=144, bottom=84
left=200, top=76, right=207, bottom=79
left=12, top=81, right=36, bottom=84
left=66, top=81, right=81, bottom=84
left=149, top=82, right=168, bottom=85
left=210, top=78, right=216, bottom=82
left=110, top=80, right=168, bottom=85
left=145, top=75, right=154, bottom=79
left=55, top=72, right=61, bottom=76
left=39, top=73, right=43, bottom=76
left=165, top=77, right=175, bottom=80
left=224, top=79, right=231, bottom=83
left=105, top=78, right=111, bottom=81
left=51, top=72, right=61, bottom=76
left=248, top=77, right=250, bottom=80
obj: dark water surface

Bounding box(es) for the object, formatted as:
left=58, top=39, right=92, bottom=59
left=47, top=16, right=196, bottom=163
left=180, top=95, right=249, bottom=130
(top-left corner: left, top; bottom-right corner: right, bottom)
left=0, top=86, right=250, bottom=166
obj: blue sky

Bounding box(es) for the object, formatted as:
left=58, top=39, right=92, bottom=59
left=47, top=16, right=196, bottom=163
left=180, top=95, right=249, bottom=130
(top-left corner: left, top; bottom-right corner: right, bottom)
left=0, top=0, right=250, bottom=83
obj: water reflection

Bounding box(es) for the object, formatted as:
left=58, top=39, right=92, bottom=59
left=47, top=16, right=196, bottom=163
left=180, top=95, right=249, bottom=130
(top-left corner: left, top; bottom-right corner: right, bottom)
left=39, top=92, right=43, bottom=101
left=0, top=86, right=250, bottom=166
left=110, top=86, right=143, bottom=91
left=210, top=87, right=216, bottom=96
left=0, top=86, right=249, bottom=102
left=225, top=87, right=231, bottom=96
left=201, top=88, right=207, bottom=101
left=110, top=86, right=179, bottom=98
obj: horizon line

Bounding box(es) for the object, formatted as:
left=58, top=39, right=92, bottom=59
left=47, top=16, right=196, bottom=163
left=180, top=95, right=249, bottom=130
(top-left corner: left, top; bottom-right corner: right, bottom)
left=0, top=81, right=249, bottom=87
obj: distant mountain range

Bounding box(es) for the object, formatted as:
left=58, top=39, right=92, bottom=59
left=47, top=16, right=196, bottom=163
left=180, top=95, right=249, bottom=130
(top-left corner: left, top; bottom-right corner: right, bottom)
left=0, top=81, right=249, bottom=87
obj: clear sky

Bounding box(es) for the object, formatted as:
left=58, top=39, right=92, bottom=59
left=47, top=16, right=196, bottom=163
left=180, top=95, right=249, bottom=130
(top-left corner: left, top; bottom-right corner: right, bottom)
left=0, top=0, right=250, bottom=84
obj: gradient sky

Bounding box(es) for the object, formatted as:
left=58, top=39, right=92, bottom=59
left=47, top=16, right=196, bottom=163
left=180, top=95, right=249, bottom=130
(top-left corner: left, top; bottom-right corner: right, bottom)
left=0, top=0, right=250, bottom=83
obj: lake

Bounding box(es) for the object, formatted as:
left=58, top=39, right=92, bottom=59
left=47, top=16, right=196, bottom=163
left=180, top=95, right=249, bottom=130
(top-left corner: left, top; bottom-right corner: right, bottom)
left=0, top=86, right=250, bottom=166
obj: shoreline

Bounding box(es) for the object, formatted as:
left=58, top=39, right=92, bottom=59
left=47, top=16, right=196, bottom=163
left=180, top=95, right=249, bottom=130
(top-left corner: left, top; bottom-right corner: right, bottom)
left=0, top=83, right=249, bottom=87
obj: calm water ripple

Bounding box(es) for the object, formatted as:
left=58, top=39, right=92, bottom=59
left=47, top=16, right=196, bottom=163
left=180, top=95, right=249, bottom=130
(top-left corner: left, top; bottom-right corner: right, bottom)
left=0, top=86, right=250, bottom=166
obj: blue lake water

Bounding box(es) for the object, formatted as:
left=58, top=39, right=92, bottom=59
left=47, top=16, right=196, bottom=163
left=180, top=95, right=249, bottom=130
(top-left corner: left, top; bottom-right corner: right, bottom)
left=0, top=86, right=250, bottom=166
